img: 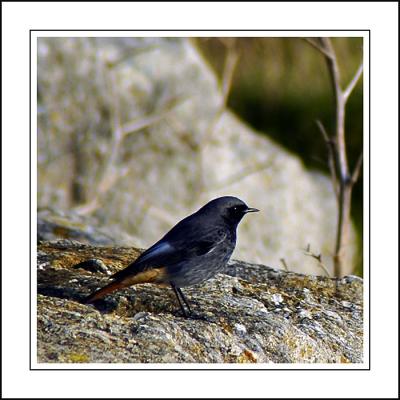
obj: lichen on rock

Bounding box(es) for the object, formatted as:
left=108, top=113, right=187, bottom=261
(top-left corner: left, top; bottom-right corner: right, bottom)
left=37, top=239, right=363, bottom=364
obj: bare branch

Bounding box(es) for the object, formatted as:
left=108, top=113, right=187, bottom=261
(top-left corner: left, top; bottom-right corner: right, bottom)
left=307, top=37, right=362, bottom=276
left=280, top=258, right=290, bottom=272
left=121, top=97, right=184, bottom=137
left=343, top=62, right=363, bottom=102
left=315, top=119, right=331, bottom=143
left=145, top=205, right=176, bottom=226
left=322, top=39, right=343, bottom=96
left=318, top=38, right=350, bottom=183
left=221, top=48, right=239, bottom=105
left=74, top=73, right=181, bottom=216
left=315, top=120, right=339, bottom=198
left=351, top=151, right=363, bottom=184
left=206, top=160, right=273, bottom=192
left=72, top=198, right=100, bottom=215
left=196, top=40, right=240, bottom=195
left=303, top=38, right=333, bottom=59
left=315, top=119, right=329, bottom=143
left=303, top=244, right=331, bottom=278
left=122, top=108, right=173, bottom=137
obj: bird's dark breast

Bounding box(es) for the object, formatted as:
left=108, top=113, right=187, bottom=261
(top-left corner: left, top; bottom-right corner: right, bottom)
left=165, top=238, right=235, bottom=287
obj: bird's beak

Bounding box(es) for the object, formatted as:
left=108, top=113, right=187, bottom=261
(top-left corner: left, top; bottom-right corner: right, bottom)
left=244, top=207, right=259, bottom=213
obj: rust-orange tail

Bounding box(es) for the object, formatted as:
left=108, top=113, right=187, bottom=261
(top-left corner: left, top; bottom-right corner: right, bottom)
left=83, top=267, right=168, bottom=304
left=84, top=280, right=129, bottom=304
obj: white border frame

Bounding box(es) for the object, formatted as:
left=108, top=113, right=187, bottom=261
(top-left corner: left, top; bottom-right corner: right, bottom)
left=2, top=1, right=398, bottom=398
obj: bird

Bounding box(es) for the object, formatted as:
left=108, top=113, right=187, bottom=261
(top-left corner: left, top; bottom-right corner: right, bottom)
left=83, top=196, right=259, bottom=317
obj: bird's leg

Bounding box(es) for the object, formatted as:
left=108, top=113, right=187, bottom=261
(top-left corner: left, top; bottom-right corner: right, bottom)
left=171, top=284, right=189, bottom=317
left=176, top=287, right=192, bottom=315
left=170, top=285, right=210, bottom=321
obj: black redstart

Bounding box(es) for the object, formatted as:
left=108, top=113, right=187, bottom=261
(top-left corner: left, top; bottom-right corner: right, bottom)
left=84, top=196, right=259, bottom=317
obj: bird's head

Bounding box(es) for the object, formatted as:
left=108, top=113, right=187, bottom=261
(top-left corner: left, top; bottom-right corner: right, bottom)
left=202, top=196, right=259, bottom=226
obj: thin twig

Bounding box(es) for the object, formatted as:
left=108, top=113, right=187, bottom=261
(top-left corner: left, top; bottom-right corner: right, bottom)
left=206, top=160, right=273, bottom=192
left=320, top=38, right=343, bottom=96
left=74, top=76, right=181, bottom=216
left=303, top=38, right=333, bottom=59
left=303, top=244, right=331, bottom=278
left=144, top=205, right=177, bottom=225
left=343, top=62, right=364, bottom=101
left=221, top=49, right=239, bottom=104
left=305, top=37, right=364, bottom=276
left=196, top=39, right=240, bottom=195
left=351, top=151, right=363, bottom=184
left=280, top=258, right=290, bottom=272
left=315, top=119, right=330, bottom=143
left=315, top=120, right=339, bottom=198
left=121, top=99, right=181, bottom=137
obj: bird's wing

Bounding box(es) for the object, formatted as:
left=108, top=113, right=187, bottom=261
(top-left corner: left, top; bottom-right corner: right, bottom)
left=192, top=231, right=227, bottom=256
left=110, top=227, right=227, bottom=282
left=110, top=241, right=177, bottom=281
left=136, top=241, right=175, bottom=264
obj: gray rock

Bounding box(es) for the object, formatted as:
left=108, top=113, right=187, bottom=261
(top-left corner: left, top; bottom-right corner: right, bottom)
left=37, top=37, right=357, bottom=275
left=37, top=208, right=140, bottom=246
left=37, top=239, right=363, bottom=364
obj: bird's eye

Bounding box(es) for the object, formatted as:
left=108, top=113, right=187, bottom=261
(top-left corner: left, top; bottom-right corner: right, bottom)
left=231, top=206, right=241, bottom=214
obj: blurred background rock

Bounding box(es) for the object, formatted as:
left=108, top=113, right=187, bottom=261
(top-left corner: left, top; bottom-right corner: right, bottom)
left=37, top=37, right=363, bottom=276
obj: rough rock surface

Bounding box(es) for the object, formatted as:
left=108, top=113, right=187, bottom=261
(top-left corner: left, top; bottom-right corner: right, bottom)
left=37, top=37, right=357, bottom=275
left=38, top=208, right=140, bottom=246
left=37, top=240, right=363, bottom=364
